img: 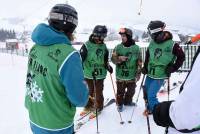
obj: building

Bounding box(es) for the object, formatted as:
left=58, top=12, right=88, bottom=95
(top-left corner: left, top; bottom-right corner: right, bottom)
left=5, top=39, right=19, bottom=50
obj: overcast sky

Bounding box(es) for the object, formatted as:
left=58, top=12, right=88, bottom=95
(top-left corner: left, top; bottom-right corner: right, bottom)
left=0, top=0, right=200, bottom=32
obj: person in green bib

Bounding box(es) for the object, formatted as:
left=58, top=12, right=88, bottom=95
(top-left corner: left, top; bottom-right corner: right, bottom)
left=79, top=25, right=113, bottom=117
left=111, top=28, right=142, bottom=112
left=25, top=4, right=89, bottom=134
left=141, top=20, right=185, bottom=116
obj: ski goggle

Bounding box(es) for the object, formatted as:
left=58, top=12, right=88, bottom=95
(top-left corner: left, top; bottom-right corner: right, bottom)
left=49, top=12, right=78, bottom=26
left=93, top=33, right=106, bottom=40
left=119, top=28, right=126, bottom=34
left=148, top=27, right=163, bottom=35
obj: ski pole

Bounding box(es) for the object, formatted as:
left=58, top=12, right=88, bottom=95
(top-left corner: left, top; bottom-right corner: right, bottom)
left=164, top=77, right=170, bottom=134
left=167, top=77, right=170, bottom=101
left=142, top=84, right=151, bottom=134
left=128, top=74, right=146, bottom=123
left=92, top=70, right=100, bottom=134
left=109, top=73, right=124, bottom=124
left=144, top=99, right=151, bottom=134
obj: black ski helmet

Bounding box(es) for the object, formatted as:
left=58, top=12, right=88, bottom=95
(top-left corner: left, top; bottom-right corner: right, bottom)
left=119, top=28, right=133, bottom=38
left=147, top=20, right=165, bottom=39
left=92, top=25, right=108, bottom=39
left=48, top=4, right=78, bottom=34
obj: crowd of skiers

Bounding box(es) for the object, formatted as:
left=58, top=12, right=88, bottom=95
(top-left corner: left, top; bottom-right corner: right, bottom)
left=24, top=3, right=200, bottom=134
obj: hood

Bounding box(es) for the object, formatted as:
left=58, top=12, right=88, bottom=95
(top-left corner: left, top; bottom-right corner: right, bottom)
left=31, top=23, right=71, bottom=46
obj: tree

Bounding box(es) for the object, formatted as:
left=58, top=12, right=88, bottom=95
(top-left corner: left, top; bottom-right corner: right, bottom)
left=0, top=29, right=17, bottom=41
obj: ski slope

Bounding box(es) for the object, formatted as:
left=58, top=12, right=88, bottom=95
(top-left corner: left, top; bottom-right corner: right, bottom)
left=0, top=52, right=187, bottom=134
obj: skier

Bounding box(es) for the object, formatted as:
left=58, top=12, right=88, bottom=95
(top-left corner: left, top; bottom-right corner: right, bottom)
left=141, top=20, right=185, bottom=116
left=111, top=28, right=142, bottom=112
left=153, top=35, right=200, bottom=134
left=186, top=33, right=200, bottom=45
left=79, top=25, right=113, bottom=118
left=25, top=4, right=89, bottom=134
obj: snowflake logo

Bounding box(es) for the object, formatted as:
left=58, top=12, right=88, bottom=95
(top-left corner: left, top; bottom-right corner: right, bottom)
left=26, top=81, right=44, bottom=103
left=29, top=81, right=44, bottom=102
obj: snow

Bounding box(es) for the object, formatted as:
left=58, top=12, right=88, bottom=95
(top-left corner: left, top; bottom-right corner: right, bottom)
left=0, top=52, right=187, bottom=134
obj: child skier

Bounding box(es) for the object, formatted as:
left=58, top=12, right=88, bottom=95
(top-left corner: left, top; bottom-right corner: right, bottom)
left=111, top=28, right=142, bottom=112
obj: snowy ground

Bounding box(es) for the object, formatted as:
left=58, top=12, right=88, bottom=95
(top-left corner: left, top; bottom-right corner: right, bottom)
left=0, top=52, right=187, bottom=134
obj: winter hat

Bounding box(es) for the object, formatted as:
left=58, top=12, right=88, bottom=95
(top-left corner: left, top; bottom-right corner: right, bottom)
left=119, top=28, right=133, bottom=38
left=147, top=20, right=166, bottom=40
left=92, top=25, right=108, bottom=39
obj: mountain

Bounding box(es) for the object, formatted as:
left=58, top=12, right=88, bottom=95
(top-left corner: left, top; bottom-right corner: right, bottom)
left=0, top=17, right=199, bottom=43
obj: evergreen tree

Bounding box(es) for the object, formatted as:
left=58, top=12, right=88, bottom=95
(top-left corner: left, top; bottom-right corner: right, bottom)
left=0, top=29, right=17, bottom=41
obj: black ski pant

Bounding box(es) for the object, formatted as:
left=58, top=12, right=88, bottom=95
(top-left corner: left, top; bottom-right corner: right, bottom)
left=84, top=78, right=104, bottom=111
left=116, top=80, right=136, bottom=106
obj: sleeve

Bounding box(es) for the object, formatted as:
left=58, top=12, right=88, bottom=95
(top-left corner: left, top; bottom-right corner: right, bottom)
left=137, top=49, right=143, bottom=68
left=169, top=55, right=200, bottom=130
left=79, top=44, right=88, bottom=62
left=170, top=43, right=185, bottom=72
left=59, top=51, right=89, bottom=107
left=153, top=101, right=175, bottom=128
left=104, top=48, right=110, bottom=68
left=111, top=46, right=120, bottom=64
left=143, top=48, right=150, bottom=71
left=111, top=45, right=122, bottom=65
left=104, top=48, right=109, bottom=64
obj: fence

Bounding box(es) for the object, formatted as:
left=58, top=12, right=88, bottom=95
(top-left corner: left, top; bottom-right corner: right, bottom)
left=0, top=44, right=199, bottom=72
left=0, top=47, right=29, bottom=57
left=109, top=44, right=199, bottom=72
left=140, top=44, right=198, bottom=72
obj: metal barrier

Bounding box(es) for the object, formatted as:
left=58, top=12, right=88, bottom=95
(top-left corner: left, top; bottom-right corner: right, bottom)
left=108, top=44, right=199, bottom=72
left=0, top=48, right=29, bottom=57
left=0, top=43, right=199, bottom=72
left=141, top=44, right=198, bottom=72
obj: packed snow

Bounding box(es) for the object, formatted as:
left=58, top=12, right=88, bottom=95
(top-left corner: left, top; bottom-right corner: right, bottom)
left=0, top=51, right=187, bottom=134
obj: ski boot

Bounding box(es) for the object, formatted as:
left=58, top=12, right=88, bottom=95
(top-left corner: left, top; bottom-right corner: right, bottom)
left=124, top=101, right=136, bottom=106
left=117, top=105, right=123, bottom=112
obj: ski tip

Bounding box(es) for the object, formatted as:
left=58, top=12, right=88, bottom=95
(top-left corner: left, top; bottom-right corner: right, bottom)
left=128, top=121, right=132, bottom=123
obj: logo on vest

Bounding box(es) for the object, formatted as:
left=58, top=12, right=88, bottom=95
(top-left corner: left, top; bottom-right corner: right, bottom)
left=26, top=71, right=44, bottom=103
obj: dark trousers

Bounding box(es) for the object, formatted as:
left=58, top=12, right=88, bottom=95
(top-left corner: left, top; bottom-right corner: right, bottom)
left=85, top=78, right=104, bottom=110
left=116, top=80, right=136, bottom=106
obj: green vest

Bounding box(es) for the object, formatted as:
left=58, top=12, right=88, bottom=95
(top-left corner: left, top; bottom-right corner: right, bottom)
left=114, top=44, right=141, bottom=80
left=83, top=41, right=107, bottom=79
left=147, top=40, right=175, bottom=79
left=25, top=44, right=76, bottom=130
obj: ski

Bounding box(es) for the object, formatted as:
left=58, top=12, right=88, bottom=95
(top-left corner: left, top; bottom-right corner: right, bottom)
left=158, top=81, right=182, bottom=96
left=75, top=98, right=115, bottom=131
left=76, top=98, right=110, bottom=122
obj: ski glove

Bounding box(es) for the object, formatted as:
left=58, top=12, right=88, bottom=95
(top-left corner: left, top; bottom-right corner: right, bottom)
left=141, top=67, right=148, bottom=75
left=107, top=65, right=113, bottom=74
left=165, top=65, right=175, bottom=77
left=116, top=56, right=128, bottom=65
left=118, top=56, right=128, bottom=62
left=153, top=101, right=175, bottom=128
